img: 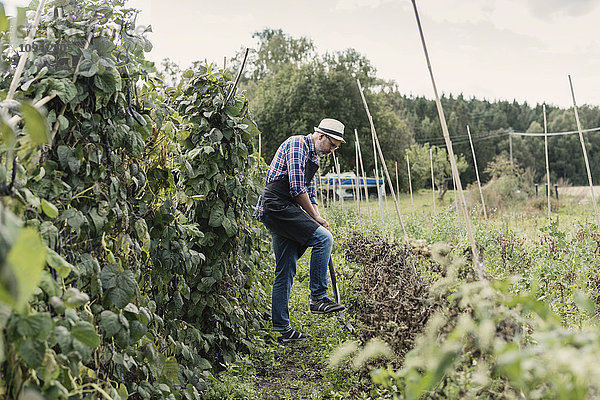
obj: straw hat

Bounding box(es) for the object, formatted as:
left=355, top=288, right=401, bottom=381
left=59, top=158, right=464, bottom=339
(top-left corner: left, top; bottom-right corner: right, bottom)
left=314, top=118, right=346, bottom=143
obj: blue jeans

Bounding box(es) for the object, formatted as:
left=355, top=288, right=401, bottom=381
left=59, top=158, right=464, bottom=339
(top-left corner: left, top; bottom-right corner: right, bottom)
left=270, top=226, right=333, bottom=332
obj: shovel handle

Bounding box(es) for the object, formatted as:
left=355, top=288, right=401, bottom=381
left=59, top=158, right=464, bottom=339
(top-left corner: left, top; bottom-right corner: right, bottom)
left=328, top=256, right=340, bottom=304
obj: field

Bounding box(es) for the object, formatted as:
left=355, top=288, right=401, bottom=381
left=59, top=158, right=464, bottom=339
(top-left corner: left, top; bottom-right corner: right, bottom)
left=3, top=2, right=600, bottom=399
left=205, top=189, right=600, bottom=399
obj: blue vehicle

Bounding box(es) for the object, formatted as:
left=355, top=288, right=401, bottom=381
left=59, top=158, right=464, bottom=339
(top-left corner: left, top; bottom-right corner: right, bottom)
left=319, top=172, right=384, bottom=200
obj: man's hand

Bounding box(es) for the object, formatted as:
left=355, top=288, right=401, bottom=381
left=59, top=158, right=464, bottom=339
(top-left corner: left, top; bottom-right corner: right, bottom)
left=296, top=192, right=330, bottom=230
left=315, top=216, right=330, bottom=230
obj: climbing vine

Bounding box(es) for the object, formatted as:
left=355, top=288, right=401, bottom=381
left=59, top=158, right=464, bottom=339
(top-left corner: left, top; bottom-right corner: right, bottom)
left=0, top=1, right=270, bottom=399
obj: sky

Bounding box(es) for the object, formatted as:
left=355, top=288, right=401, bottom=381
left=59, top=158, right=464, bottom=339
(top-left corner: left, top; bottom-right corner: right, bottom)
left=4, top=0, right=600, bottom=108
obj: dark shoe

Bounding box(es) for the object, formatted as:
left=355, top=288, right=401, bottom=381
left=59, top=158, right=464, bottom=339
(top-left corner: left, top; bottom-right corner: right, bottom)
left=278, top=327, right=310, bottom=343
left=310, top=297, right=345, bottom=314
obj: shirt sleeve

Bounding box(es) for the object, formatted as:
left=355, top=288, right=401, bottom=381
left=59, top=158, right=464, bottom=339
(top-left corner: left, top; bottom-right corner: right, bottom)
left=286, top=139, right=308, bottom=198
left=308, top=177, right=318, bottom=205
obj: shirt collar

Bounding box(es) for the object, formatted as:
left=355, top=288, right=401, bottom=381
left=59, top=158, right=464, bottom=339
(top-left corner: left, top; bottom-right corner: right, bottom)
left=305, top=133, right=319, bottom=161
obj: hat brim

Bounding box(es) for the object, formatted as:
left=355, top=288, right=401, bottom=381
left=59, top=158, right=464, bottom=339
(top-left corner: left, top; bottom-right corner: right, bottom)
left=314, top=127, right=346, bottom=143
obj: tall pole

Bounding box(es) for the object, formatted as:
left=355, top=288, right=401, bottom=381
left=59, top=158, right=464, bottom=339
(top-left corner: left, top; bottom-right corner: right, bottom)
left=543, top=105, right=551, bottom=220
left=411, top=0, right=483, bottom=280
left=509, top=131, right=513, bottom=166
left=355, top=139, right=362, bottom=217
left=395, top=161, right=400, bottom=200
left=318, top=173, right=324, bottom=208
left=333, top=153, right=347, bottom=219
left=7, top=0, right=48, bottom=100
left=375, top=168, right=385, bottom=235
left=467, top=125, right=487, bottom=221
left=406, top=154, right=415, bottom=216
left=357, top=79, right=406, bottom=238
left=355, top=130, right=371, bottom=218
left=569, top=75, right=600, bottom=228
left=368, top=110, right=386, bottom=232
left=430, top=147, right=436, bottom=214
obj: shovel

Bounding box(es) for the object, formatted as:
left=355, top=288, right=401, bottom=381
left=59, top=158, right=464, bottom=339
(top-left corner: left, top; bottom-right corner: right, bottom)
left=328, top=256, right=340, bottom=304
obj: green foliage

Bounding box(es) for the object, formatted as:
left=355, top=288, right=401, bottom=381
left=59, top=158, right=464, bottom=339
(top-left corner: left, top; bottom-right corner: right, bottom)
left=0, top=1, right=271, bottom=399
left=405, top=142, right=468, bottom=199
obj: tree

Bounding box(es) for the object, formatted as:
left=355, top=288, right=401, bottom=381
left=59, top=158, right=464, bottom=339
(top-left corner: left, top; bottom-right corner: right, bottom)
left=405, top=143, right=468, bottom=199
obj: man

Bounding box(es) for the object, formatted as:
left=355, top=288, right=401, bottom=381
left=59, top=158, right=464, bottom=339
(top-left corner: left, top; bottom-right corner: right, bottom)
left=254, top=118, right=346, bottom=342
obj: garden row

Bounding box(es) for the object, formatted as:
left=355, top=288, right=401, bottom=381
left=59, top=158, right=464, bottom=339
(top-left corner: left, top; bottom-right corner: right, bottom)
left=0, top=2, right=270, bottom=399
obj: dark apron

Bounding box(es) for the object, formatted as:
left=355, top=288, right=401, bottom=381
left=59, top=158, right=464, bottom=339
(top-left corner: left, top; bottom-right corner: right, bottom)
left=262, top=159, right=320, bottom=246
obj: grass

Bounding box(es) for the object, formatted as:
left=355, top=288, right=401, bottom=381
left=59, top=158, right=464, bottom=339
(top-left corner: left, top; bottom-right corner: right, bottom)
left=206, top=187, right=600, bottom=399
left=205, top=225, right=373, bottom=400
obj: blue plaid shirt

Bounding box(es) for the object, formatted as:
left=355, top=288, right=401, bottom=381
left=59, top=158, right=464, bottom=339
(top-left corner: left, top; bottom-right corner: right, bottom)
left=254, top=134, right=319, bottom=219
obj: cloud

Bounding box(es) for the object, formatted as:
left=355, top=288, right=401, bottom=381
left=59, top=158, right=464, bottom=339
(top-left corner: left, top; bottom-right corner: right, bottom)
left=518, top=0, right=600, bottom=17
left=335, top=0, right=397, bottom=11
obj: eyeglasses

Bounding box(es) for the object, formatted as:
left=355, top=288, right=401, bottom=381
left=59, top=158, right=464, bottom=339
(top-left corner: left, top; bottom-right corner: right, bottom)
left=324, top=135, right=339, bottom=150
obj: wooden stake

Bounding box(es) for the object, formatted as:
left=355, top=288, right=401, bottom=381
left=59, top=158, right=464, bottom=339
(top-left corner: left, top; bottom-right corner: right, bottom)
left=355, top=139, right=362, bottom=217
left=374, top=168, right=385, bottom=235
left=430, top=147, right=436, bottom=214
left=333, top=153, right=347, bottom=219
left=452, top=174, right=457, bottom=208
left=318, top=173, right=324, bottom=208
left=569, top=75, right=600, bottom=228
left=395, top=161, right=400, bottom=199
left=7, top=0, right=47, bottom=100
left=367, top=105, right=385, bottom=232
left=543, top=105, right=551, bottom=220
left=357, top=79, right=407, bottom=238
left=509, top=131, right=513, bottom=166
left=355, top=129, right=371, bottom=218
left=411, top=0, right=483, bottom=279
left=406, top=154, right=415, bottom=216
left=467, top=125, right=487, bottom=220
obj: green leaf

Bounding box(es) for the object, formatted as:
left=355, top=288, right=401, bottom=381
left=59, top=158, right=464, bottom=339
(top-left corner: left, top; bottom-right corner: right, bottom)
left=39, top=271, right=59, bottom=297
left=70, top=321, right=99, bottom=348
left=134, top=219, right=150, bottom=252
left=40, top=199, right=59, bottom=218
left=1, top=119, right=16, bottom=147
left=198, top=358, right=211, bottom=370
left=54, top=326, right=72, bottom=351
left=49, top=296, right=65, bottom=313
left=21, top=102, right=48, bottom=144
left=125, top=130, right=145, bottom=157
left=57, top=115, right=69, bottom=132
left=46, top=248, right=73, bottom=278
left=222, top=216, right=237, bottom=237
left=573, top=289, right=595, bottom=315
left=0, top=5, right=9, bottom=33
left=162, top=358, right=179, bottom=382
left=45, top=78, right=78, bottom=103
left=99, top=310, right=121, bottom=337
left=100, top=264, right=120, bottom=290
left=117, top=384, right=128, bottom=400
left=56, top=145, right=73, bottom=170
left=1, top=228, right=46, bottom=310
left=130, top=320, right=147, bottom=341
left=63, top=288, right=89, bottom=308
left=106, top=270, right=137, bottom=309
left=94, top=68, right=122, bottom=93
left=11, top=7, right=26, bottom=46
left=135, top=114, right=153, bottom=140
left=17, top=313, right=52, bottom=339
left=208, top=200, right=225, bottom=228
left=19, top=338, right=45, bottom=368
